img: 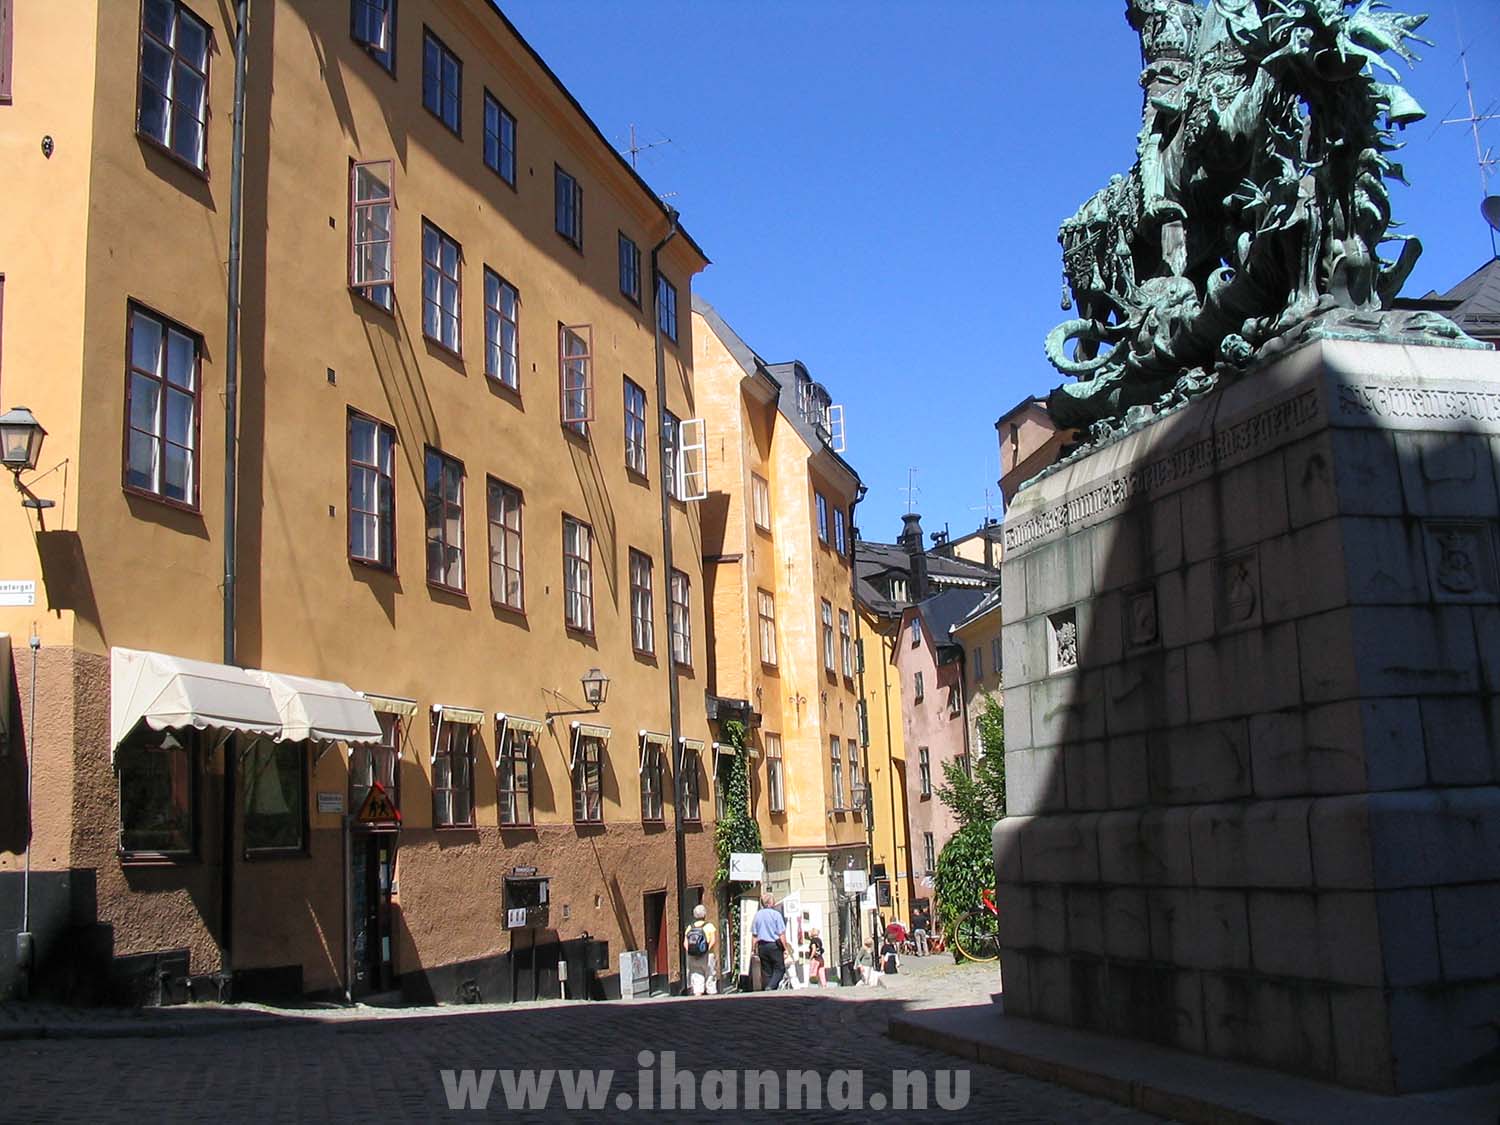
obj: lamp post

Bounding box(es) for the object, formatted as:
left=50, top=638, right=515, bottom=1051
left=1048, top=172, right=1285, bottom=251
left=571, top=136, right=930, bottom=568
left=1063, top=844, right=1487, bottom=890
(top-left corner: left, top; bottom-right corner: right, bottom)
left=0, top=406, right=48, bottom=998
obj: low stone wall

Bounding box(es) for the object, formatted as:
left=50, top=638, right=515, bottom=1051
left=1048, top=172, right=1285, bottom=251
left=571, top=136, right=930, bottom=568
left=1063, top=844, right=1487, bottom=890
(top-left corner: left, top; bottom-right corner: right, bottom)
left=994, top=339, right=1500, bottom=1093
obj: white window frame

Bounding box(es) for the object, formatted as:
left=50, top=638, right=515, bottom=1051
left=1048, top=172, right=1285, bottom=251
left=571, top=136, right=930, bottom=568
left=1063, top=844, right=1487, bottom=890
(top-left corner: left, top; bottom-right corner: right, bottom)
left=559, top=323, right=593, bottom=429
left=676, top=417, right=708, bottom=501
left=751, top=473, right=771, bottom=531
left=839, top=610, right=853, bottom=677
left=757, top=589, right=777, bottom=667
left=827, top=403, right=846, bottom=453
left=670, top=569, right=692, bottom=667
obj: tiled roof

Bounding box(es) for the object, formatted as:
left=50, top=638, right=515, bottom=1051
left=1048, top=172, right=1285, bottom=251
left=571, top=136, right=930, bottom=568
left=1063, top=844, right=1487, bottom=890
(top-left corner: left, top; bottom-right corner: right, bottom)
left=1413, top=257, right=1500, bottom=342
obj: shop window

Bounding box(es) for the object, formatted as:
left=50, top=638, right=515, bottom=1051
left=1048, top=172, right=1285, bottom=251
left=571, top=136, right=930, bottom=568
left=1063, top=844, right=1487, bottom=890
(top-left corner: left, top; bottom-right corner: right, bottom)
left=244, top=740, right=307, bottom=854
left=117, top=727, right=198, bottom=858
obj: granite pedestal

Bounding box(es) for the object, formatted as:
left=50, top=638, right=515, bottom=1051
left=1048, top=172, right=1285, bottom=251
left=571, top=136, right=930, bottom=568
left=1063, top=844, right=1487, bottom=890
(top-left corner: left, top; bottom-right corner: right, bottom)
left=994, top=338, right=1500, bottom=1093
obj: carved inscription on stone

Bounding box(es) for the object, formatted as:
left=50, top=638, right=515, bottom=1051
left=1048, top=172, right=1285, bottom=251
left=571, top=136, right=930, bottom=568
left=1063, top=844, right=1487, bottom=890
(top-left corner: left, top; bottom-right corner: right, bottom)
left=1421, top=521, right=1497, bottom=603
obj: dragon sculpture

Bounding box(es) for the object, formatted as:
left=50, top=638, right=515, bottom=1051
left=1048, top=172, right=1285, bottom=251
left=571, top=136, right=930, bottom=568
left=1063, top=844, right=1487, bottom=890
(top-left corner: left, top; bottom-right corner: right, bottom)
left=1046, top=0, right=1479, bottom=437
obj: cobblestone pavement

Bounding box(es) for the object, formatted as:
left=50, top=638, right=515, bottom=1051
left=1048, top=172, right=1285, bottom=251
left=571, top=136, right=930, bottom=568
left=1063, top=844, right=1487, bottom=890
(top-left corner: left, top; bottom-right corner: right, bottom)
left=0, top=957, right=1159, bottom=1123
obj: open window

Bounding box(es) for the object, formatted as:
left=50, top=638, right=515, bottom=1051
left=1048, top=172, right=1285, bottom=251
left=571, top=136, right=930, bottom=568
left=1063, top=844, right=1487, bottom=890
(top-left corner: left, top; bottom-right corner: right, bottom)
left=675, top=417, right=708, bottom=501
left=559, top=324, right=593, bottom=429
left=827, top=404, right=846, bottom=453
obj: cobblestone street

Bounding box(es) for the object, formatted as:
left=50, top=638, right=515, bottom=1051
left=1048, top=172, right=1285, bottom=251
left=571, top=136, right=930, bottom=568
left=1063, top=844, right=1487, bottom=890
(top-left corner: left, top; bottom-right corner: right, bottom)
left=0, top=957, right=1158, bottom=1122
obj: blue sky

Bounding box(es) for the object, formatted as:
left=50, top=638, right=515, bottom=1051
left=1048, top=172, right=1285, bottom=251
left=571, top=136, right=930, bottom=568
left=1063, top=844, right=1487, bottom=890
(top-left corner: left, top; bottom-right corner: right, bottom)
left=503, top=0, right=1500, bottom=545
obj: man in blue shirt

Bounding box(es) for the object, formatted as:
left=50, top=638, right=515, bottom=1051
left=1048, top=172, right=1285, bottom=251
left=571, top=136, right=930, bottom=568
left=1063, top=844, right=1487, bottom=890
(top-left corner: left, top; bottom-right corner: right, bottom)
left=750, top=892, right=789, bottom=990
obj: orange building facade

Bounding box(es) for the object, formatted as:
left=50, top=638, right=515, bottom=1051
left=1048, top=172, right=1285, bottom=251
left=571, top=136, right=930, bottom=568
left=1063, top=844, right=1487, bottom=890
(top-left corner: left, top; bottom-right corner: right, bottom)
left=0, top=0, right=715, bottom=1003
left=692, top=298, right=873, bottom=975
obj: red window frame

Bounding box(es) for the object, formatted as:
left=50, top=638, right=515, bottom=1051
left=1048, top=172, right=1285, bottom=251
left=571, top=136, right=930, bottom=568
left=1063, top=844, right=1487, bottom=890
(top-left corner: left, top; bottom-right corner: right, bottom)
left=135, top=0, right=212, bottom=174
left=347, top=408, right=396, bottom=571
left=424, top=446, right=465, bottom=593
left=640, top=740, right=665, bottom=824
left=487, top=476, right=524, bottom=612
left=624, top=377, right=648, bottom=476
left=497, top=725, right=534, bottom=827
left=483, top=268, right=519, bottom=389
left=0, top=0, right=13, bottom=104
left=123, top=301, right=203, bottom=512
left=431, top=719, right=475, bottom=829
left=630, top=548, right=654, bottom=656
left=572, top=735, right=603, bottom=824
left=421, top=219, right=462, bottom=355
left=563, top=514, right=594, bottom=633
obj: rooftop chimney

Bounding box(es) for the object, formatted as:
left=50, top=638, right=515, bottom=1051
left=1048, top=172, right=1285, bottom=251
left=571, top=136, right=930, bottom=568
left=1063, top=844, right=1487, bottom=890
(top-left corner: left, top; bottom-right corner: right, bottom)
left=899, top=512, right=929, bottom=602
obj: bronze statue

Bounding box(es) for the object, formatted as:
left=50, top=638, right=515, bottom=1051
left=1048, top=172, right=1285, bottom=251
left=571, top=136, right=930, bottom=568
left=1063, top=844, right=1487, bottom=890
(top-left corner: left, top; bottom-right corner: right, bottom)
left=1046, top=0, right=1478, bottom=438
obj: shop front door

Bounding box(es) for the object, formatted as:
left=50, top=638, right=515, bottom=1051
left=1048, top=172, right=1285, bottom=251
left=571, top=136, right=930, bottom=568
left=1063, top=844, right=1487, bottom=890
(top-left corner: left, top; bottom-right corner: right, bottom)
left=643, top=891, right=668, bottom=993
left=350, top=832, right=396, bottom=997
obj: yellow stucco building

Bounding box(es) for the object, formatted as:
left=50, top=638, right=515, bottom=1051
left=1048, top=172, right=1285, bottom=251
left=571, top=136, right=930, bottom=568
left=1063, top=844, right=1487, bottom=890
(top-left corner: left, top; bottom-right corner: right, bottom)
left=0, top=0, right=715, bottom=1003
left=692, top=298, right=879, bottom=975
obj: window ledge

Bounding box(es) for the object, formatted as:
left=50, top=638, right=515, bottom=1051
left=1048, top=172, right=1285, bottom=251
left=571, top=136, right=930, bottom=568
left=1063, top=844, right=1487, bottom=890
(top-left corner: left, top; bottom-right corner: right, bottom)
left=137, top=132, right=210, bottom=181
left=350, top=287, right=395, bottom=316
left=123, top=483, right=202, bottom=516
left=427, top=579, right=468, bottom=598
left=423, top=334, right=464, bottom=363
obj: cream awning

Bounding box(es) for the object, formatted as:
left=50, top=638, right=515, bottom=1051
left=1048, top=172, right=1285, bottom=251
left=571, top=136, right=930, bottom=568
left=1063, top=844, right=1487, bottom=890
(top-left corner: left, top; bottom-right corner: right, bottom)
left=639, top=730, right=669, bottom=772
left=498, top=713, right=546, bottom=736
left=680, top=737, right=707, bottom=754
left=110, top=647, right=282, bottom=755
left=247, top=670, right=383, bottom=746
left=570, top=721, right=610, bottom=768
left=433, top=704, right=484, bottom=725
left=362, top=692, right=420, bottom=719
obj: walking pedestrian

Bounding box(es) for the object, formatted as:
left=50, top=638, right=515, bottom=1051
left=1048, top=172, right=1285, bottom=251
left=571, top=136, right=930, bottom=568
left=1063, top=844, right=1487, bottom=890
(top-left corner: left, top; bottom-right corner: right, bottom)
left=751, top=892, right=789, bottom=990
left=682, top=904, right=717, bottom=996
left=806, top=927, right=828, bottom=987
left=855, top=939, right=884, bottom=987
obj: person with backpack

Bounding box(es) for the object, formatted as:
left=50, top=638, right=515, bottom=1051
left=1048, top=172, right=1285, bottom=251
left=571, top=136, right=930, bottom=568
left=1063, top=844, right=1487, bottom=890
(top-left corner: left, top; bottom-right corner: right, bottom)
left=682, top=904, right=718, bottom=995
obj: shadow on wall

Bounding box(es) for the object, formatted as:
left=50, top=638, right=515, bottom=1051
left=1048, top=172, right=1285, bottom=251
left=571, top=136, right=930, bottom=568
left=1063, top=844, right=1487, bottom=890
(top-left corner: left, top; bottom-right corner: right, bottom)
left=995, top=351, right=1500, bottom=1094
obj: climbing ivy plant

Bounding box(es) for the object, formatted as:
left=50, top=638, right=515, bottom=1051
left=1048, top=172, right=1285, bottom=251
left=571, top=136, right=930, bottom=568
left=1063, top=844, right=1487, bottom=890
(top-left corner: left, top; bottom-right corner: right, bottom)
left=713, top=718, right=762, bottom=887
left=713, top=718, right=763, bottom=978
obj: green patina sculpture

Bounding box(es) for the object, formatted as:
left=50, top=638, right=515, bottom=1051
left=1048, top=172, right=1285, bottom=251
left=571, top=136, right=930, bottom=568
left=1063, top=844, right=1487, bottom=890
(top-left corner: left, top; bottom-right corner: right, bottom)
left=1046, top=0, right=1483, bottom=438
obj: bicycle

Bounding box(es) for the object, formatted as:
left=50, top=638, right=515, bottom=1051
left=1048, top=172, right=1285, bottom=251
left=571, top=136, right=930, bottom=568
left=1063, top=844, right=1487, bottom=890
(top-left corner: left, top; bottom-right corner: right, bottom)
left=951, top=888, right=1000, bottom=963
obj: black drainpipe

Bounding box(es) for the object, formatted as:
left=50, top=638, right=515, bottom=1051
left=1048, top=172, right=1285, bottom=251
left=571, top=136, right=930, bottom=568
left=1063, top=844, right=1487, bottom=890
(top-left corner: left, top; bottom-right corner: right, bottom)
left=650, top=210, right=686, bottom=991
left=219, top=0, right=250, bottom=990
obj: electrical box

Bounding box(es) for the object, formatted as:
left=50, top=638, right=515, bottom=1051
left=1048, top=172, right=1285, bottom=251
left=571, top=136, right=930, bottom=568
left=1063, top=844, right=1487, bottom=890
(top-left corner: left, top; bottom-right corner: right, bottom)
left=503, top=875, right=550, bottom=930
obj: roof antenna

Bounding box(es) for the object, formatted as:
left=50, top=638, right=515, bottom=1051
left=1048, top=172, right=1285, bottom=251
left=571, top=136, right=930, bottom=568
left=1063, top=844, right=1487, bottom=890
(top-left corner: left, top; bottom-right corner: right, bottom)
left=1441, top=12, right=1500, bottom=258
left=900, top=468, right=921, bottom=515
left=968, top=485, right=999, bottom=527
left=622, top=123, right=673, bottom=171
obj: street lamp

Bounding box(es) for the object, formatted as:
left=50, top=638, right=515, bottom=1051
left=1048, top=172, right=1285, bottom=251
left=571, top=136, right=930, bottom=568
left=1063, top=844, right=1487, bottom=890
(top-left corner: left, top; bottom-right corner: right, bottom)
left=546, top=667, right=611, bottom=720
left=0, top=407, right=54, bottom=512
left=581, top=667, right=609, bottom=709
left=0, top=407, right=47, bottom=474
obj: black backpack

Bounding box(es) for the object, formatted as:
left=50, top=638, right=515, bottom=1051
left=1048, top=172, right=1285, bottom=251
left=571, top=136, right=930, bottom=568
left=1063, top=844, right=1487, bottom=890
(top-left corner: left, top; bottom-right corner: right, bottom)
left=686, top=922, right=710, bottom=956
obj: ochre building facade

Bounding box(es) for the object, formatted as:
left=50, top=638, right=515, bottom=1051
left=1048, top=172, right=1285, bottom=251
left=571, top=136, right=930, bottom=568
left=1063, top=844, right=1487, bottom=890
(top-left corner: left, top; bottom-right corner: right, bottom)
left=0, top=0, right=713, bottom=1003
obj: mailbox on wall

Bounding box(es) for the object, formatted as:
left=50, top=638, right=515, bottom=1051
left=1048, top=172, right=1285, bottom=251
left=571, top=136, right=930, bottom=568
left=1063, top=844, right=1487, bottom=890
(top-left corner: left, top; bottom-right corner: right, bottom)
left=503, top=873, right=550, bottom=930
